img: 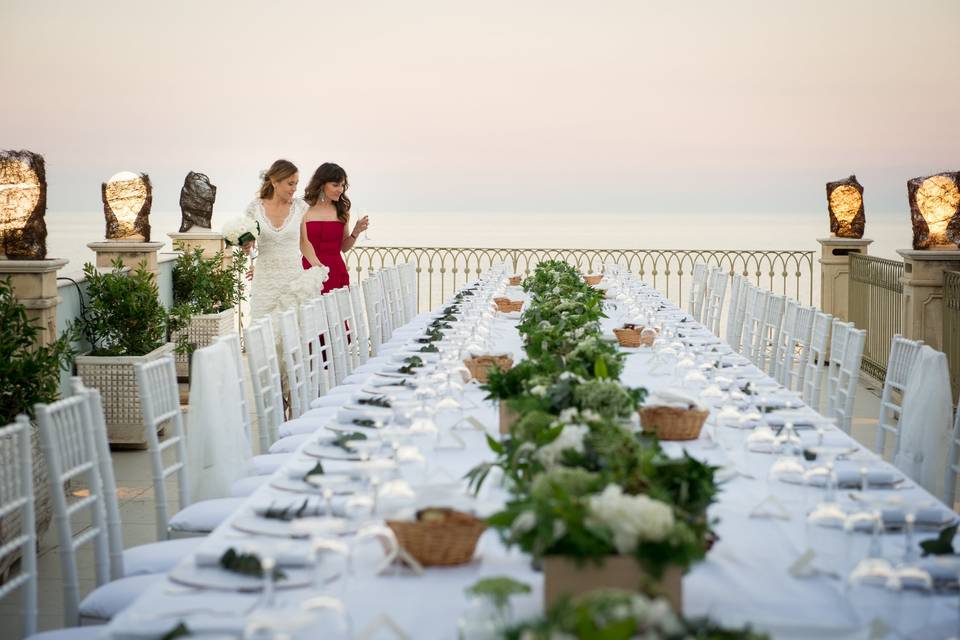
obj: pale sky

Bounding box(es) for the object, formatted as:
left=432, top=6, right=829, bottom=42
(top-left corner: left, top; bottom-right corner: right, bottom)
left=1, top=0, right=958, bottom=216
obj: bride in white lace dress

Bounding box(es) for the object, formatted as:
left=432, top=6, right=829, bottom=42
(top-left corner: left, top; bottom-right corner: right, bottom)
left=243, top=159, right=328, bottom=320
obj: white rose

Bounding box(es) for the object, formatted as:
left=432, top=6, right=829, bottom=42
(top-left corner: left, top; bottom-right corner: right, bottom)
left=587, top=485, right=674, bottom=554
left=535, top=424, right=588, bottom=468
left=511, top=510, right=537, bottom=536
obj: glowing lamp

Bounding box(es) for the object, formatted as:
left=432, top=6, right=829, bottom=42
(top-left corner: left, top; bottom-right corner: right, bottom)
left=826, top=175, right=864, bottom=239
left=102, top=171, right=151, bottom=241
left=0, top=150, right=47, bottom=259
left=178, top=171, right=217, bottom=232
left=908, top=171, right=960, bottom=250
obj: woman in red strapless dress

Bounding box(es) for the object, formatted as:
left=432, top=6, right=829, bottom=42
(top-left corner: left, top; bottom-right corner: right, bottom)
left=300, top=163, right=369, bottom=293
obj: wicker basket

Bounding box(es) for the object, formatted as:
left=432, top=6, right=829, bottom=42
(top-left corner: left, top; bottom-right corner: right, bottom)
left=613, top=326, right=656, bottom=348
left=76, top=343, right=176, bottom=448
left=508, top=275, right=522, bottom=286
left=584, top=274, right=603, bottom=286
left=173, top=308, right=235, bottom=378
left=387, top=508, right=487, bottom=566
left=463, top=354, right=513, bottom=383
left=0, top=423, right=52, bottom=584
left=494, top=297, right=523, bottom=313
left=639, top=405, right=709, bottom=441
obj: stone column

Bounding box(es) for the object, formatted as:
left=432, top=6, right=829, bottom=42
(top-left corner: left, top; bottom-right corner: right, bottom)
left=817, top=237, right=872, bottom=321
left=87, top=241, right=164, bottom=277
left=168, top=230, right=228, bottom=263
left=0, top=259, right=69, bottom=346
left=897, top=249, right=960, bottom=350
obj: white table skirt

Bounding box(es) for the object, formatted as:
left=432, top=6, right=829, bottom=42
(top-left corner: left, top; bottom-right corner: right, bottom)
left=106, top=291, right=960, bottom=640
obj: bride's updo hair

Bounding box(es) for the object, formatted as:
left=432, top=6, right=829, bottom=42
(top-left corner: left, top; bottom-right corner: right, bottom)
left=304, top=163, right=351, bottom=223
left=259, top=159, right=298, bottom=199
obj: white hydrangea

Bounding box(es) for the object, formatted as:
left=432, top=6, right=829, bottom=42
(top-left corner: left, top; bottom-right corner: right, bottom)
left=580, top=409, right=602, bottom=423
left=630, top=596, right=683, bottom=635
left=586, top=485, right=674, bottom=554
left=511, top=510, right=537, bottom=537
left=535, top=424, right=588, bottom=468
left=220, top=216, right=260, bottom=246
left=558, top=371, right=584, bottom=383
left=530, top=385, right=548, bottom=397
left=558, top=407, right=580, bottom=424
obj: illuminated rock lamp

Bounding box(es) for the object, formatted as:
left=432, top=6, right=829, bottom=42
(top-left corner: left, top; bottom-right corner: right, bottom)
left=178, top=171, right=217, bottom=232
left=102, top=171, right=152, bottom=241
left=908, top=171, right=960, bottom=250
left=826, top=175, right=865, bottom=239
left=0, top=150, right=47, bottom=259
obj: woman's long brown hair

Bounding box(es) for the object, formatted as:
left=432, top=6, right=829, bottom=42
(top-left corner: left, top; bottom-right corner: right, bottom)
left=303, top=162, right=351, bottom=222
left=259, top=159, right=298, bottom=199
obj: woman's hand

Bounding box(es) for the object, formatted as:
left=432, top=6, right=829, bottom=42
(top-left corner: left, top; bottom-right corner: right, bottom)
left=246, top=264, right=255, bottom=281
left=241, top=239, right=256, bottom=255
left=351, top=215, right=369, bottom=237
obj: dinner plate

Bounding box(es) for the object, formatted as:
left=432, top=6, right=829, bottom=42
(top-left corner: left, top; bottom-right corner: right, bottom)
left=269, top=476, right=364, bottom=496
left=231, top=514, right=357, bottom=539
left=302, top=441, right=362, bottom=461
left=169, top=563, right=313, bottom=592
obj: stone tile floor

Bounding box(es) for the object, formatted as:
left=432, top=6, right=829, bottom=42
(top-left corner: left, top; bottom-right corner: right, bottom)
left=0, top=374, right=937, bottom=637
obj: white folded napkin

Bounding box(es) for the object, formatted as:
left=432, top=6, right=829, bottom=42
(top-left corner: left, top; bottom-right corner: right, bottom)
left=796, top=467, right=899, bottom=488
left=194, top=543, right=312, bottom=568
left=251, top=494, right=348, bottom=518
left=644, top=388, right=706, bottom=411
left=336, top=405, right=393, bottom=423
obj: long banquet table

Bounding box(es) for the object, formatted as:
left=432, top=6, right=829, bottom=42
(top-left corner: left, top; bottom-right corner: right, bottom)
left=106, top=280, right=960, bottom=640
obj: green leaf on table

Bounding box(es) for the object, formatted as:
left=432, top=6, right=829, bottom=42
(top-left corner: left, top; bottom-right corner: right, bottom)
left=357, top=395, right=391, bottom=408
left=303, top=461, right=325, bottom=477
left=352, top=418, right=376, bottom=427
left=332, top=431, right=368, bottom=451
left=920, top=523, right=958, bottom=556
left=160, top=622, right=191, bottom=640
left=419, top=344, right=439, bottom=353
left=219, top=548, right=285, bottom=580
left=465, top=576, right=531, bottom=611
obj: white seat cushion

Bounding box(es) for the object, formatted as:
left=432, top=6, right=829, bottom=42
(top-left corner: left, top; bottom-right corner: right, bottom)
left=123, top=537, right=204, bottom=576
left=246, top=453, right=291, bottom=476
left=309, top=393, right=356, bottom=410
left=78, top=574, right=159, bottom=622
left=342, top=372, right=372, bottom=385
left=230, top=474, right=271, bottom=497
left=168, top=497, right=246, bottom=535
left=277, top=414, right=335, bottom=438
left=268, top=434, right=312, bottom=454
left=27, top=626, right=105, bottom=639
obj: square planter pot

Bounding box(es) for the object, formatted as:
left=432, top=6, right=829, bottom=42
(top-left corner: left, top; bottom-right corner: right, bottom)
left=543, top=555, right=683, bottom=613
left=76, top=343, right=175, bottom=449
left=173, top=308, right=235, bottom=378
left=499, top=402, right=519, bottom=435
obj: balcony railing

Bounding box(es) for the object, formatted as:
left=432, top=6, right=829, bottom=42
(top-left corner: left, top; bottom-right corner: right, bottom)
left=944, top=270, right=960, bottom=400
left=346, top=247, right=815, bottom=312
left=849, top=253, right=904, bottom=383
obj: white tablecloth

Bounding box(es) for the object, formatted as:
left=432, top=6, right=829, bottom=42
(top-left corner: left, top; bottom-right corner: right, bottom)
left=107, top=289, right=960, bottom=640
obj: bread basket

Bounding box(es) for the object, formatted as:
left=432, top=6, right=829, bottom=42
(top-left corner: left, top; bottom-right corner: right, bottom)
left=387, top=508, right=487, bottom=567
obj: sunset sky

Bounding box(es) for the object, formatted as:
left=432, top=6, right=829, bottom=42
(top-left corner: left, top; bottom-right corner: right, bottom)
left=2, top=0, right=958, bottom=217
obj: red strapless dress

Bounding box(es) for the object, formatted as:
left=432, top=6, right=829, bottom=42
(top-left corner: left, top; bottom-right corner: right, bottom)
left=302, top=220, right=350, bottom=294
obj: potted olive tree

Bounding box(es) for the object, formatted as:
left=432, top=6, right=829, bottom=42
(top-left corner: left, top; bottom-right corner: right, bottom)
left=75, top=258, right=187, bottom=447
left=171, top=244, right=246, bottom=377
left=0, top=278, right=75, bottom=579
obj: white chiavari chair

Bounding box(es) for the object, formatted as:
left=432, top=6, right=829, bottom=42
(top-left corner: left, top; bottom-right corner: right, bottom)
left=385, top=267, right=406, bottom=334
left=36, top=395, right=160, bottom=626
left=244, top=318, right=285, bottom=452
left=214, top=333, right=253, bottom=448
left=740, top=286, right=767, bottom=362
left=349, top=284, right=371, bottom=365
left=702, top=268, right=727, bottom=337
left=756, top=293, right=786, bottom=374
left=298, top=300, right=323, bottom=404
left=134, top=356, right=244, bottom=540
left=0, top=416, right=38, bottom=637
left=828, top=323, right=865, bottom=434
left=278, top=309, right=310, bottom=419
left=334, top=287, right=359, bottom=370
left=395, top=263, right=413, bottom=325
left=875, top=334, right=924, bottom=457
left=801, top=312, right=832, bottom=411
left=944, top=394, right=960, bottom=507
left=323, top=291, right=351, bottom=385
left=400, top=262, right=419, bottom=320
left=772, top=299, right=799, bottom=384
left=778, top=303, right=815, bottom=392
left=687, top=263, right=708, bottom=322
left=362, top=272, right=386, bottom=356
left=724, top=274, right=744, bottom=348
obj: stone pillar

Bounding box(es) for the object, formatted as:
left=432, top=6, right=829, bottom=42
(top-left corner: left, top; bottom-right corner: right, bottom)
left=87, top=241, right=164, bottom=277
left=0, top=259, right=69, bottom=346
left=818, top=237, right=872, bottom=321
left=897, top=249, right=960, bottom=350
left=168, top=230, right=228, bottom=262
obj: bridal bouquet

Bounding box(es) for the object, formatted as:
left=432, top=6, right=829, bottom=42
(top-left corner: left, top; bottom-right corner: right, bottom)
left=221, top=217, right=261, bottom=247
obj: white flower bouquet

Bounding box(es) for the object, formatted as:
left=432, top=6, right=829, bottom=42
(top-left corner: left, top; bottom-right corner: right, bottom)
left=221, top=216, right=261, bottom=247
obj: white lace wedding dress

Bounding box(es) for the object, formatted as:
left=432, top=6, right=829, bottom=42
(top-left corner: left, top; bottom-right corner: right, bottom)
left=244, top=198, right=329, bottom=321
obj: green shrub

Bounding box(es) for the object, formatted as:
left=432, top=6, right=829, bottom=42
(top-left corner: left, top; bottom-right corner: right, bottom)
left=172, top=244, right=246, bottom=315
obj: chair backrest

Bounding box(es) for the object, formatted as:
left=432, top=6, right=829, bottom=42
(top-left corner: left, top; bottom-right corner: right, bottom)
left=724, top=274, right=744, bottom=348
left=384, top=267, right=405, bottom=333
left=830, top=324, right=865, bottom=434
left=801, top=312, right=832, bottom=411
left=362, top=272, right=385, bottom=355
left=702, top=268, right=728, bottom=337
left=0, top=416, right=38, bottom=636
left=395, top=263, right=413, bottom=325
left=69, top=379, right=125, bottom=581
left=688, top=263, right=708, bottom=322
left=215, top=332, right=253, bottom=448
left=35, top=394, right=110, bottom=626
left=299, top=300, right=321, bottom=404
left=944, top=394, right=960, bottom=507
left=278, top=309, right=309, bottom=419
left=244, top=319, right=285, bottom=452
left=741, top=286, right=769, bottom=362
left=875, top=334, right=924, bottom=456
left=400, top=262, right=418, bottom=319
left=323, top=292, right=351, bottom=386
left=349, top=283, right=371, bottom=364
left=757, top=293, right=786, bottom=374
left=308, top=298, right=333, bottom=396
left=772, top=298, right=800, bottom=384
left=134, top=355, right=191, bottom=540
left=334, top=287, right=359, bottom=370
